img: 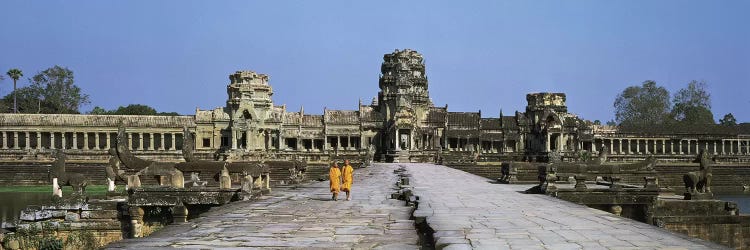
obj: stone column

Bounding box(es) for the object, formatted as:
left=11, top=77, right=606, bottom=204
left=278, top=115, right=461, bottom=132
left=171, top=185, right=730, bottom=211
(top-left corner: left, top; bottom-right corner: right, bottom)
left=336, top=136, right=341, bottom=150
left=609, top=139, right=613, bottom=154
left=269, top=131, right=274, bottom=150
left=24, top=132, right=30, bottom=149
left=72, top=132, right=78, bottom=149
left=395, top=130, right=400, bottom=150
left=721, top=140, right=725, bottom=155
left=148, top=133, right=154, bottom=150
left=158, top=133, right=164, bottom=150
left=688, top=140, right=698, bottom=154
left=138, top=133, right=144, bottom=151
left=245, top=130, right=251, bottom=150
left=170, top=133, right=176, bottom=150
left=50, top=133, right=56, bottom=149
left=618, top=139, right=622, bottom=154
left=649, top=139, right=654, bottom=154
left=13, top=132, right=20, bottom=149
left=83, top=132, right=89, bottom=150
left=36, top=132, right=42, bottom=149
left=62, top=132, right=67, bottom=149
left=127, top=133, right=133, bottom=150
left=651, top=139, right=655, bottom=154
left=231, top=131, right=238, bottom=149
left=650, top=139, right=655, bottom=154
left=678, top=140, right=683, bottom=154
left=670, top=140, right=675, bottom=154
left=545, top=133, right=551, bottom=152
left=635, top=139, right=640, bottom=154
left=94, top=133, right=100, bottom=150
left=0, top=131, right=6, bottom=149
left=713, top=141, right=717, bottom=155
left=105, top=133, right=111, bottom=150
left=661, top=139, right=665, bottom=154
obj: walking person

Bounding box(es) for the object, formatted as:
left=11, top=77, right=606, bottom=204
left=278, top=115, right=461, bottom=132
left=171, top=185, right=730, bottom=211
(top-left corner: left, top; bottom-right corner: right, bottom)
left=341, top=160, right=354, bottom=201
left=329, top=162, right=341, bottom=201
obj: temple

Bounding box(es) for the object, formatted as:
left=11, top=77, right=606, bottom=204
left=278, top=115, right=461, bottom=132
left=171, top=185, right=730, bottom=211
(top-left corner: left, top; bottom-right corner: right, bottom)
left=1, top=49, right=749, bottom=170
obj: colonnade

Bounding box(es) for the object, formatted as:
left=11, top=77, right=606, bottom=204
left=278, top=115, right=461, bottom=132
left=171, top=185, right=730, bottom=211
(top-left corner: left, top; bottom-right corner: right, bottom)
left=0, top=131, right=182, bottom=151
left=596, top=138, right=750, bottom=155
left=326, top=135, right=361, bottom=150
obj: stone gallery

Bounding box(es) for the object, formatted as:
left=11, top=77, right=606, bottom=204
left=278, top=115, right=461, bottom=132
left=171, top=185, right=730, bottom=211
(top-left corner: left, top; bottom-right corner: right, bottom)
left=2, top=49, right=748, bottom=169
left=2, top=49, right=750, bottom=249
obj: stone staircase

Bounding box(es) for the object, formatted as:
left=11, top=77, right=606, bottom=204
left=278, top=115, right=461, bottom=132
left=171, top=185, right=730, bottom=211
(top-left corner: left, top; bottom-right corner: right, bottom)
left=395, top=151, right=410, bottom=163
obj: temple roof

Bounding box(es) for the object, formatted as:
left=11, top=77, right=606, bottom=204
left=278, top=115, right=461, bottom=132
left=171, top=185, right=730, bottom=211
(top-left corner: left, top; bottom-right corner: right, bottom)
left=447, top=112, right=480, bottom=128
left=426, top=107, right=447, bottom=124
left=282, top=112, right=302, bottom=125
left=480, top=118, right=501, bottom=130
left=302, top=115, right=324, bottom=127
left=324, top=110, right=359, bottom=125
left=360, top=107, right=384, bottom=122
left=0, top=114, right=195, bottom=128
left=501, top=116, right=518, bottom=129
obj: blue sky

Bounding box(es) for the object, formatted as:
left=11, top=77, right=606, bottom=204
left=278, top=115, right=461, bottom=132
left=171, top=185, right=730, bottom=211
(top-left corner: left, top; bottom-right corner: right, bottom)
left=1, top=1, right=748, bottom=122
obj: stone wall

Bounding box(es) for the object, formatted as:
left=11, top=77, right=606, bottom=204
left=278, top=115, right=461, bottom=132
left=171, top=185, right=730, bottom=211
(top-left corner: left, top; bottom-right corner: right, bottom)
left=654, top=199, right=750, bottom=249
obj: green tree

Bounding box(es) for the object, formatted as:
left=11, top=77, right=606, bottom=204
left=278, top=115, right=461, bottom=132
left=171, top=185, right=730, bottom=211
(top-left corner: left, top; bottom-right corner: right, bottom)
left=88, top=104, right=181, bottom=116
left=2, top=66, right=90, bottom=114
left=6, top=68, right=23, bottom=113
left=671, top=80, right=714, bottom=125
left=156, top=111, right=180, bottom=116
left=719, top=113, right=737, bottom=126
left=1, top=87, right=43, bottom=113
left=614, top=80, right=672, bottom=128
left=111, top=104, right=158, bottom=115
left=88, top=106, right=110, bottom=115
left=29, top=66, right=90, bottom=114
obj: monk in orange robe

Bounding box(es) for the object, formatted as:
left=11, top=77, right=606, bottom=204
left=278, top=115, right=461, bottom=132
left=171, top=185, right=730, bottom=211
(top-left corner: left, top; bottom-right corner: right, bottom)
left=329, top=162, right=341, bottom=201
left=341, top=160, right=354, bottom=201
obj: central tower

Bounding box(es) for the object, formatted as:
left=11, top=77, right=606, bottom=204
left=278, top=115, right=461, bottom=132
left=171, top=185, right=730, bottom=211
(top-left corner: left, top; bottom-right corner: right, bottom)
left=377, top=49, right=431, bottom=154
left=226, top=71, right=274, bottom=150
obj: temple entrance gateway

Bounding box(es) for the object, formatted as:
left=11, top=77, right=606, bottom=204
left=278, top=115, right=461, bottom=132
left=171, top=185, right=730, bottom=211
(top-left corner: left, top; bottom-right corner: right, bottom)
left=398, top=129, right=411, bottom=150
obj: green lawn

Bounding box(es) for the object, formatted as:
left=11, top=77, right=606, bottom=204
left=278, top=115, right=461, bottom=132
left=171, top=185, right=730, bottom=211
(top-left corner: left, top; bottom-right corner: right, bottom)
left=0, top=185, right=112, bottom=194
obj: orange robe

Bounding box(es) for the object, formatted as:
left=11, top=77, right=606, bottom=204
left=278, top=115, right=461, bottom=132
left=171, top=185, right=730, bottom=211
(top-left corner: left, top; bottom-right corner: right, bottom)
left=341, top=164, right=354, bottom=192
left=329, top=167, right=341, bottom=194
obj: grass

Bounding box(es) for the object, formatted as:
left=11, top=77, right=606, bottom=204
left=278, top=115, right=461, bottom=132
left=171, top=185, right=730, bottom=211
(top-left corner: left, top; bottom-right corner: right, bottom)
left=0, top=185, right=112, bottom=194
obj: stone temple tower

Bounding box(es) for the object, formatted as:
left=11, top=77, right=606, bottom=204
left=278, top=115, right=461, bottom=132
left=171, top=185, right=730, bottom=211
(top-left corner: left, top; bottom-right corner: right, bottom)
left=226, top=71, right=274, bottom=150
left=377, top=49, right=431, bottom=154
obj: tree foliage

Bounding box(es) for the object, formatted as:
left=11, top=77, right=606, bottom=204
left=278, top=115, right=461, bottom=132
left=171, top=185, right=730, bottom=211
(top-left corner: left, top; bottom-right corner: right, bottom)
left=1, top=66, right=89, bottom=114
left=671, top=80, right=714, bottom=125
left=720, top=113, right=737, bottom=126
left=614, top=80, right=672, bottom=128
left=613, top=80, right=721, bottom=128
left=6, top=68, right=23, bottom=113
left=88, top=104, right=180, bottom=116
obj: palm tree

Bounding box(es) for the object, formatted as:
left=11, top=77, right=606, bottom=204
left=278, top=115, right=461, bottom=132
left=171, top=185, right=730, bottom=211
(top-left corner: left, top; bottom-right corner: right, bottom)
left=6, top=68, right=23, bottom=113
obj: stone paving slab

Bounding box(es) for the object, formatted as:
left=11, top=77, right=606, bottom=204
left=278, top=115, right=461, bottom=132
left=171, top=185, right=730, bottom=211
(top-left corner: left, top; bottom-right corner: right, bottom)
left=401, top=163, right=729, bottom=250
left=107, top=164, right=419, bottom=249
